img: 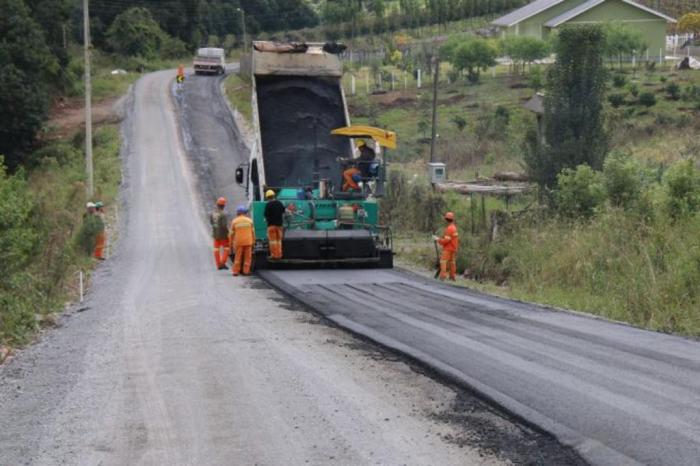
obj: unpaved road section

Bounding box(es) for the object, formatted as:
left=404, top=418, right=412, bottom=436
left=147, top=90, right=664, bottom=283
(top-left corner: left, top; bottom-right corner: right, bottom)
left=0, top=70, right=561, bottom=466
left=261, top=268, right=700, bottom=466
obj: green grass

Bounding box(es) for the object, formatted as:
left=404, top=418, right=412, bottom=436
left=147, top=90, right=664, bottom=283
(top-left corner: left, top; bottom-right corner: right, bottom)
left=368, top=60, right=700, bottom=336
left=0, top=124, right=122, bottom=348
left=224, top=73, right=253, bottom=124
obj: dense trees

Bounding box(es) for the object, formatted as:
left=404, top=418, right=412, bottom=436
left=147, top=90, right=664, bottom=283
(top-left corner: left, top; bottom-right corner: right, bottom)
left=320, top=0, right=528, bottom=37
left=525, top=25, right=608, bottom=189
left=0, top=0, right=58, bottom=169
left=106, top=7, right=188, bottom=58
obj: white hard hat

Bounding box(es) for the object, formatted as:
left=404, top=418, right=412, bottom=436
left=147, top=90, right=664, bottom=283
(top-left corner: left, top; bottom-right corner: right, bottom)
left=86, top=202, right=96, bottom=208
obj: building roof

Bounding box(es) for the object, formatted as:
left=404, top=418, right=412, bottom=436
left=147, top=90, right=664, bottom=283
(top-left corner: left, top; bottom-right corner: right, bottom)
left=492, top=0, right=566, bottom=27
left=544, top=0, right=675, bottom=27
left=493, top=0, right=675, bottom=28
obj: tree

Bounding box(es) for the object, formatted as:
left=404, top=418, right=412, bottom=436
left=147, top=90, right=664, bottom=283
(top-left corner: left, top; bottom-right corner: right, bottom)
left=678, top=12, right=700, bottom=34
left=602, top=22, right=647, bottom=69
left=500, top=36, right=549, bottom=74
left=106, top=7, right=186, bottom=59
left=0, top=0, right=58, bottom=169
left=452, top=38, right=497, bottom=84
left=525, top=25, right=608, bottom=189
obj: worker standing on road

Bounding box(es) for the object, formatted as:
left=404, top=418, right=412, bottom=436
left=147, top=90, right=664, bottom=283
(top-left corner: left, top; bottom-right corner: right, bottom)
left=342, top=165, right=362, bottom=192
left=434, top=212, right=459, bottom=281
left=93, top=201, right=106, bottom=260
left=230, top=204, right=255, bottom=276
left=264, top=190, right=285, bottom=260
left=176, top=64, right=185, bottom=83
left=210, top=197, right=230, bottom=270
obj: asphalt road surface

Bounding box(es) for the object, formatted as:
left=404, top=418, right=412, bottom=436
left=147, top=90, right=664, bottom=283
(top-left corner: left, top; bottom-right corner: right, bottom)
left=0, top=70, right=581, bottom=465
left=177, top=67, right=700, bottom=465
left=261, top=269, right=700, bottom=466
left=177, top=65, right=700, bottom=465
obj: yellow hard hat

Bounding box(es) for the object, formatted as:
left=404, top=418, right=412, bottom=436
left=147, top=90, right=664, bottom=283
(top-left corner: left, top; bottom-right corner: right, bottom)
left=355, top=139, right=367, bottom=148
left=265, top=189, right=276, bottom=199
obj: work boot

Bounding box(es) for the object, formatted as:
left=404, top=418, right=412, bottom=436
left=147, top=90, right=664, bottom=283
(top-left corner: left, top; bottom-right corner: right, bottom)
left=218, top=264, right=229, bottom=270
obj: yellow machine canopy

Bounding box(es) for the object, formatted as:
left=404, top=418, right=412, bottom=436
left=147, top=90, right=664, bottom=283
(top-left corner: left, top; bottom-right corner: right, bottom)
left=331, top=125, right=397, bottom=149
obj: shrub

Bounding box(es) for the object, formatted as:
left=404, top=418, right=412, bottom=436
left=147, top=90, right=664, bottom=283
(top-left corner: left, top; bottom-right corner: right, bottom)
left=638, top=92, right=656, bottom=107
left=608, top=93, right=625, bottom=108
left=659, top=75, right=667, bottom=83
left=602, top=151, right=643, bottom=208
left=628, top=83, right=639, bottom=97
left=612, top=74, right=627, bottom=87
left=451, top=115, right=467, bottom=131
left=663, top=159, right=700, bottom=218
left=0, top=159, right=40, bottom=344
left=555, top=165, right=606, bottom=217
left=494, top=105, right=510, bottom=132
left=665, top=82, right=681, bottom=100
left=528, top=67, right=543, bottom=89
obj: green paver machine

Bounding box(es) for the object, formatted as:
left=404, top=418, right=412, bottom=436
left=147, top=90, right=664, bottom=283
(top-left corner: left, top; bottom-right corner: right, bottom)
left=235, top=41, right=394, bottom=269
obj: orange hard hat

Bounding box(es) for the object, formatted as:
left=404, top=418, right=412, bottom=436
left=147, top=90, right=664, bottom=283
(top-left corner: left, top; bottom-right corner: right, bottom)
left=216, top=197, right=226, bottom=206
left=444, top=212, right=455, bottom=221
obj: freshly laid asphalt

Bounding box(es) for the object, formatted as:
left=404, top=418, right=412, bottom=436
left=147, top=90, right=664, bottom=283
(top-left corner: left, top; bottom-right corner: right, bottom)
left=259, top=268, right=700, bottom=466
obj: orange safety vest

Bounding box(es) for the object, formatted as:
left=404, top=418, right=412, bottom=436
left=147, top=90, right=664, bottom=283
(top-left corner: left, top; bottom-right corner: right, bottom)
left=230, top=215, right=255, bottom=247
left=438, top=223, right=459, bottom=252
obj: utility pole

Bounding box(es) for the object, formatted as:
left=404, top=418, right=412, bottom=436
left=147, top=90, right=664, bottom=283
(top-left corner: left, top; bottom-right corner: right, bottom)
left=83, top=0, right=94, bottom=198
left=237, top=8, right=247, bottom=53
left=429, top=56, right=440, bottom=164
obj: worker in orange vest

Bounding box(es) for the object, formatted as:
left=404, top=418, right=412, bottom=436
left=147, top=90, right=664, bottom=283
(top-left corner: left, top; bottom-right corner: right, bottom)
left=434, top=211, right=459, bottom=281
left=176, top=64, right=185, bottom=84
left=342, top=166, right=362, bottom=191
left=210, top=197, right=229, bottom=270
left=93, top=201, right=106, bottom=260
left=264, top=189, right=285, bottom=259
left=229, top=204, right=255, bottom=276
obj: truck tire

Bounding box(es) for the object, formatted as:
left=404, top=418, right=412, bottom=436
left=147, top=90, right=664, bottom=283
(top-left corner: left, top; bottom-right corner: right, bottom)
left=377, top=249, right=393, bottom=269
left=254, top=249, right=269, bottom=271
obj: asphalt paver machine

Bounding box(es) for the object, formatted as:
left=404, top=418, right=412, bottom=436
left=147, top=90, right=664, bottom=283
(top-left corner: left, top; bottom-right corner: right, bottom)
left=235, top=41, right=395, bottom=269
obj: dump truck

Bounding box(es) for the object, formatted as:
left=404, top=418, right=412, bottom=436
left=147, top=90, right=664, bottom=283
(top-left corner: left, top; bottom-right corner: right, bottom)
left=235, top=41, right=394, bottom=268
left=194, top=47, right=226, bottom=75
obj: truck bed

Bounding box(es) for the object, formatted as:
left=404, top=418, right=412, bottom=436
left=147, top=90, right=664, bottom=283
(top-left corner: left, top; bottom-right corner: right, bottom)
left=255, top=75, right=350, bottom=189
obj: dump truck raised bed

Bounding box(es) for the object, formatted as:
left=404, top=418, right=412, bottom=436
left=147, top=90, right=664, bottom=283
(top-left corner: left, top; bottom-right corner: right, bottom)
left=235, top=41, right=394, bottom=269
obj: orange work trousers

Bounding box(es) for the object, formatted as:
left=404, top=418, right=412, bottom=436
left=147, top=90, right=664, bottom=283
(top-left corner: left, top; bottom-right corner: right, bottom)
left=213, top=238, right=230, bottom=268
left=233, top=245, right=253, bottom=275
left=439, top=249, right=457, bottom=280
left=94, top=232, right=106, bottom=259
left=267, top=226, right=283, bottom=259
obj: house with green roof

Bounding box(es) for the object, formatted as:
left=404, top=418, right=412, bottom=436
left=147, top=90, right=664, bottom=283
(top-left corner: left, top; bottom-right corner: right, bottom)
left=492, top=0, right=675, bottom=54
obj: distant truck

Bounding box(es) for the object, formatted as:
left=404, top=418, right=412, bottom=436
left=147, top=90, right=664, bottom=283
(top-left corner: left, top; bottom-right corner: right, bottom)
left=193, top=47, right=225, bottom=75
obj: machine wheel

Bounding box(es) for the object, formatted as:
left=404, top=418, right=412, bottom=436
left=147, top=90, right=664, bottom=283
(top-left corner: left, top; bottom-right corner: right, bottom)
left=377, top=249, right=393, bottom=268
left=254, top=249, right=269, bottom=271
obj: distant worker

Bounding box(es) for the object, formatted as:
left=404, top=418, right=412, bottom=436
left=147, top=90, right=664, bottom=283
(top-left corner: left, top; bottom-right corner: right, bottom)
left=264, top=190, right=285, bottom=260
left=342, top=165, right=362, bottom=192
left=94, top=201, right=106, bottom=260
left=210, top=197, right=230, bottom=270
left=176, top=64, right=185, bottom=84
left=229, top=204, right=255, bottom=276
left=433, top=212, right=459, bottom=281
